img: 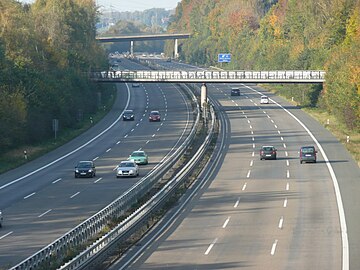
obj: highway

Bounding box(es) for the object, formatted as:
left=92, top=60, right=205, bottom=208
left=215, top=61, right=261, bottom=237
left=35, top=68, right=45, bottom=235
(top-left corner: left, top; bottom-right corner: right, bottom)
left=111, top=58, right=360, bottom=270
left=0, top=58, right=194, bottom=268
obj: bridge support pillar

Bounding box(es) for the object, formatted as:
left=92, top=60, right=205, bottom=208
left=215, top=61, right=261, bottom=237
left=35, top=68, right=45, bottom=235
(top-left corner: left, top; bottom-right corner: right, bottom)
left=174, top=39, right=179, bottom=59
left=130, top=40, right=134, bottom=56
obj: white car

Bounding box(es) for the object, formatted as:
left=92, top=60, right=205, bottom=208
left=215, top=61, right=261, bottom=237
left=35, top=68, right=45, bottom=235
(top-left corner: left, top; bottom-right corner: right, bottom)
left=260, top=95, right=269, bottom=104
left=0, top=210, right=3, bottom=227
left=116, top=161, right=139, bottom=178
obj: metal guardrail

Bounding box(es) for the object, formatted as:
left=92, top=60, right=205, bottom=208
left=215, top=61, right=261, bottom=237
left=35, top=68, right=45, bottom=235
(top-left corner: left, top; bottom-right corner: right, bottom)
left=59, top=98, right=216, bottom=270
left=90, top=70, right=326, bottom=83
left=10, top=87, right=200, bottom=270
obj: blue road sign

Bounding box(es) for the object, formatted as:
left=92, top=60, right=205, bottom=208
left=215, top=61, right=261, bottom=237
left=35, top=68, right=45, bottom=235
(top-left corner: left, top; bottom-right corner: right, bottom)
left=218, top=53, right=231, bottom=63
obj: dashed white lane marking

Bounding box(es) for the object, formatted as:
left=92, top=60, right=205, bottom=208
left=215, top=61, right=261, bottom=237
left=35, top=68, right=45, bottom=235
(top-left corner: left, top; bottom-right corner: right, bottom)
left=113, top=166, right=118, bottom=171
left=253, top=143, right=256, bottom=148
left=286, top=160, right=290, bottom=166
left=70, top=192, right=80, bottom=199
left=252, top=137, right=255, bottom=141
left=0, top=231, right=13, bottom=240
left=250, top=160, right=254, bottom=167
left=157, top=128, right=160, bottom=131
left=250, top=125, right=253, bottom=129
left=152, top=134, right=156, bottom=138
left=146, top=140, right=150, bottom=144
left=283, top=143, right=287, bottom=148
left=252, top=152, right=255, bottom=157
left=161, top=123, right=164, bottom=126
left=38, top=209, right=52, bottom=218
left=222, top=217, right=231, bottom=228
left=250, top=99, right=253, bottom=102
left=136, top=123, right=139, bottom=126
left=52, top=178, right=62, bottom=184
left=24, top=193, right=36, bottom=199
left=116, top=141, right=121, bottom=145
left=283, top=198, right=288, bottom=207
left=267, top=115, right=271, bottom=118
left=124, top=134, right=128, bottom=138
left=131, top=128, right=134, bottom=132
left=234, top=198, right=240, bottom=208
left=280, top=137, right=284, bottom=141
left=271, top=120, right=274, bottom=123
left=286, top=182, right=290, bottom=191
left=205, top=238, right=218, bottom=255
left=106, top=148, right=111, bottom=153
left=93, top=156, right=99, bottom=161
left=247, top=120, right=251, bottom=124
left=271, top=240, right=278, bottom=255
left=286, top=170, right=290, bottom=178
left=278, top=130, right=281, bottom=134
left=143, top=114, right=146, bottom=117
left=263, top=111, right=266, bottom=114
left=278, top=216, right=284, bottom=229
left=251, top=131, right=254, bottom=135
left=285, top=151, right=288, bottom=157
left=246, top=170, right=251, bottom=178
left=274, top=125, right=278, bottom=129
left=242, top=183, right=247, bottom=191
left=94, top=177, right=102, bottom=183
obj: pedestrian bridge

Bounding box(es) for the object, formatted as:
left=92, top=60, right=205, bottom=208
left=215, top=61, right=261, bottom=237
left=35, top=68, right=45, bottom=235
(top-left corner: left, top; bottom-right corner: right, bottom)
left=90, top=70, right=325, bottom=84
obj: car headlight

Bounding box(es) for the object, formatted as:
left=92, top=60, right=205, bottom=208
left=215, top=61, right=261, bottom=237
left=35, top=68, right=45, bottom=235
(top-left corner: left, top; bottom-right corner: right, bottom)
left=117, top=170, right=122, bottom=174
left=129, top=170, right=134, bottom=174
left=88, top=169, right=93, bottom=172
left=75, top=169, right=79, bottom=173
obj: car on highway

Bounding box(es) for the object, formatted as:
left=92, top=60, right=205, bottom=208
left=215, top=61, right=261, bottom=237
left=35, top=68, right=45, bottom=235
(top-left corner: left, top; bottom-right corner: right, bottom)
left=123, top=110, right=135, bottom=121
left=299, top=146, right=317, bottom=163
left=149, top=110, right=161, bottom=122
left=128, top=150, right=148, bottom=165
left=260, top=145, right=277, bottom=160
left=260, top=95, right=269, bottom=104
left=132, top=83, right=140, bottom=87
left=74, top=161, right=96, bottom=178
left=0, top=210, right=3, bottom=227
left=231, top=88, right=240, bottom=96
left=116, top=160, right=139, bottom=178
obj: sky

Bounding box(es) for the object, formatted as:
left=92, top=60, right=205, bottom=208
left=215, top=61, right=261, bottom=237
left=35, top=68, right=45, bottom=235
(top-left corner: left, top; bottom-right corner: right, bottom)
left=19, top=0, right=181, bottom=12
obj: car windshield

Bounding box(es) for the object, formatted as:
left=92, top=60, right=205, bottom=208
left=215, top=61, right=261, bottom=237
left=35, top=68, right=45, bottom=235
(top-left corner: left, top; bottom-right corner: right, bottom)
left=151, top=112, right=159, bottom=115
left=262, top=147, right=274, bottom=151
left=124, top=111, right=133, bottom=114
left=132, top=152, right=145, bottom=157
left=78, top=162, right=92, bottom=168
left=120, top=162, right=135, bottom=167
left=302, top=147, right=314, bottom=153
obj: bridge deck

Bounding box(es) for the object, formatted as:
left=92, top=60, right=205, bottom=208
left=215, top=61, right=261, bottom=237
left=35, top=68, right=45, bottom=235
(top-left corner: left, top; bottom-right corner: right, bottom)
left=90, top=70, right=325, bottom=84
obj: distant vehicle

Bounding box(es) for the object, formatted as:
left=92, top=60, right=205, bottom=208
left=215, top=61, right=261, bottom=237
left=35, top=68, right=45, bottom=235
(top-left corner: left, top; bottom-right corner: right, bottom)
left=132, top=83, right=140, bottom=87
left=231, top=88, right=240, bottom=96
left=260, top=145, right=277, bottom=160
left=300, top=146, right=317, bottom=163
left=128, top=150, right=148, bottom=165
left=116, top=161, right=139, bottom=178
left=166, top=57, right=171, bottom=62
left=75, top=161, right=96, bottom=178
left=123, top=110, right=135, bottom=121
left=149, top=110, right=161, bottom=122
left=0, top=210, right=3, bottom=227
left=260, top=95, right=269, bottom=104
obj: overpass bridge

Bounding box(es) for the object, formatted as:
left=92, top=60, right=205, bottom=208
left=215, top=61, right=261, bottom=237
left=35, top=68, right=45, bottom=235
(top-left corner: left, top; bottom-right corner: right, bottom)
left=96, top=33, right=191, bottom=58
left=90, top=70, right=325, bottom=84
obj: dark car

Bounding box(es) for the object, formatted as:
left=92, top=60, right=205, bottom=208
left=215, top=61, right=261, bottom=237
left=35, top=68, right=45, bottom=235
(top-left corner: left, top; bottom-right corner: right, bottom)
left=300, top=146, right=317, bottom=163
left=123, top=110, right=135, bottom=121
left=260, top=145, right=277, bottom=160
left=75, top=161, right=96, bottom=178
left=149, top=110, right=161, bottom=122
left=231, top=88, right=240, bottom=96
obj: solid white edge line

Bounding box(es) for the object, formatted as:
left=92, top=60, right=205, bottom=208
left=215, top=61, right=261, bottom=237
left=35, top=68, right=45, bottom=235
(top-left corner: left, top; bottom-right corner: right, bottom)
left=0, top=86, right=132, bottom=191
left=234, top=198, right=240, bottom=208
left=278, top=216, right=284, bottom=229
left=283, top=198, right=288, bottom=207
left=243, top=84, right=348, bottom=270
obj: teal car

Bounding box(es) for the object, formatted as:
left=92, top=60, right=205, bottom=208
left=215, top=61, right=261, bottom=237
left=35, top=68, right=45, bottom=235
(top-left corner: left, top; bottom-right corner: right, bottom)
left=128, top=150, right=148, bottom=165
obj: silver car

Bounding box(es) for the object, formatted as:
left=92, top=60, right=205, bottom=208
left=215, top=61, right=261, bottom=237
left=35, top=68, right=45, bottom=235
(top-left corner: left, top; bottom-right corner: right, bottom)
left=116, top=161, right=139, bottom=178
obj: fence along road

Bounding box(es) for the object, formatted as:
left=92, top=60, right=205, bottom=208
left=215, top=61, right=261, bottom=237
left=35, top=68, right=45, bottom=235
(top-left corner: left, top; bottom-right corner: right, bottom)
left=90, top=70, right=325, bottom=84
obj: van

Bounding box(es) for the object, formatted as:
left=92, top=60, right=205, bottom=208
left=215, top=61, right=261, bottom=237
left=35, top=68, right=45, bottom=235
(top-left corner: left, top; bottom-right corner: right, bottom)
left=300, top=146, right=317, bottom=163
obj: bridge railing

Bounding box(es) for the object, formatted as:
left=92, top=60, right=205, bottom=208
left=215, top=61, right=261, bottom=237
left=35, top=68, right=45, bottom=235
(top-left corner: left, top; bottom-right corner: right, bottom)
left=90, top=70, right=325, bottom=83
